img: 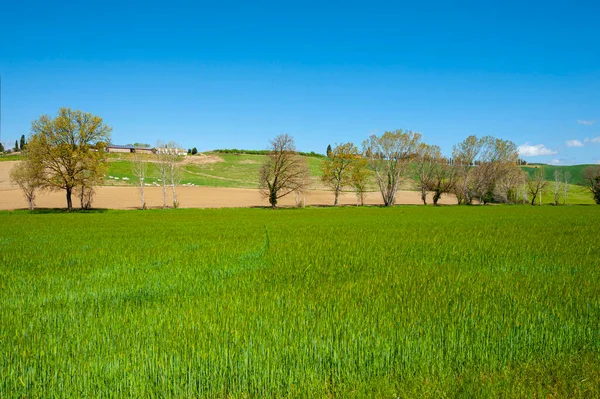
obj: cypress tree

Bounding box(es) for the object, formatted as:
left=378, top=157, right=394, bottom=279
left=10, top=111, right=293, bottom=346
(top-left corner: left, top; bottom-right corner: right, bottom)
left=326, top=144, right=332, bottom=157
left=14, top=140, right=19, bottom=152
left=20, top=134, right=26, bottom=151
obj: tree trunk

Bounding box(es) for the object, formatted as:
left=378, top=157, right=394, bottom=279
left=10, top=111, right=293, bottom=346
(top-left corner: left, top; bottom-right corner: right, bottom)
left=162, top=183, right=167, bottom=209
left=269, top=190, right=277, bottom=208
left=421, top=189, right=427, bottom=205
left=172, top=184, right=178, bottom=208
left=530, top=194, right=536, bottom=206
left=140, top=181, right=145, bottom=210
left=334, top=187, right=339, bottom=206
left=66, top=187, right=73, bottom=212
left=433, top=190, right=441, bottom=205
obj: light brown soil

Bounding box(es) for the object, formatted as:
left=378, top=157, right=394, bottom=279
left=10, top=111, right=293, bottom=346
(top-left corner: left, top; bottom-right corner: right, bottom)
left=181, top=154, right=224, bottom=165
left=0, top=161, right=456, bottom=210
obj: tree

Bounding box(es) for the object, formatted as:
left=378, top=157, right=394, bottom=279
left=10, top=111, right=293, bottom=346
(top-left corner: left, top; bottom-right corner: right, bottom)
left=526, top=168, right=547, bottom=205
left=429, top=157, right=456, bottom=205
left=562, top=171, right=571, bottom=205
left=191, top=147, right=198, bottom=155
left=155, top=141, right=182, bottom=208
left=326, top=144, right=332, bottom=158
left=131, top=151, right=149, bottom=210
left=452, top=135, right=482, bottom=204
left=582, top=165, right=600, bottom=204
left=0, top=142, right=4, bottom=152
left=14, top=140, right=19, bottom=152
left=259, top=134, right=310, bottom=208
left=552, top=170, right=562, bottom=205
left=412, top=143, right=441, bottom=205
left=20, top=134, right=26, bottom=151
left=496, top=168, right=527, bottom=204
left=470, top=137, right=519, bottom=204
left=10, top=160, right=44, bottom=210
left=362, top=129, right=421, bottom=206
left=451, top=135, right=519, bottom=204
left=320, top=142, right=359, bottom=205
left=350, top=157, right=371, bottom=206
left=26, top=107, right=111, bottom=211
left=166, top=142, right=183, bottom=208
left=75, top=154, right=107, bottom=209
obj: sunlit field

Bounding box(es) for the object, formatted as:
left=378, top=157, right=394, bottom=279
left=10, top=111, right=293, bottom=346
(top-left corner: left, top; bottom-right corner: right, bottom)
left=1, top=206, right=598, bottom=397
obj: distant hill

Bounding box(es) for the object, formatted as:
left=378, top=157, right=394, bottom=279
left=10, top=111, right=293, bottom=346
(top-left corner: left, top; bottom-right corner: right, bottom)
left=520, top=164, right=595, bottom=185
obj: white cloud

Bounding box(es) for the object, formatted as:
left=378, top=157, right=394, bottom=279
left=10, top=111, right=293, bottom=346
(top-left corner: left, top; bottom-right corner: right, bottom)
left=518, top=143, right=558, bottom=157
left=565, top=139, right=584, bottom=147
left=577, top=120, right=595, bottom=125
left=591, top=136, right=600, bottom=143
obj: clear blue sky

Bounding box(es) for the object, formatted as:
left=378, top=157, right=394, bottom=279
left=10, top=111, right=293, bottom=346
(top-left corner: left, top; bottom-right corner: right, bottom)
left=1, top=0, right=599, bottom=164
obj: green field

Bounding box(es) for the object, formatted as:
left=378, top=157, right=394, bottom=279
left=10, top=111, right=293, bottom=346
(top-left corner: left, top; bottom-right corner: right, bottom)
left=1, top=207, right=599, bottom=397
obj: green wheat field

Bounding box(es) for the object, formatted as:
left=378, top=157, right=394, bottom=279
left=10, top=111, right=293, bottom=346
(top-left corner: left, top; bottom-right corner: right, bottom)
left=1, top=206, right=599, bottom=397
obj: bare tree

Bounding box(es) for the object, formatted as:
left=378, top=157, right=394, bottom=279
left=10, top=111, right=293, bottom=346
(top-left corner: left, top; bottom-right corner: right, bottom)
left=294, top=171, right=310, bottom=208
left=156, top=141, right=170, bottom=209
left=496, top=168, right=527, bottom=204
left=10, top=159, right=44, bottom=210
left=131, top=151, right=149, bottom=210
left=470, top=137, right=519, bottom=204
left=562, top=171, right=571, bottom=205
left=413, top=143, right=441, bottom=205
left=362, top=129, right=421, bottom=206
left=452, top=135, right=482, bottom=205
left=552, top=170, right=562, bottom=205
left=429, top=157, right=456, bottom=206
left=166, top=142, right=183, bottom=208
left=582, top=165, right=600, bottom=204
left=320, top=142, right=359, bottom=205
left=259, top=134, right=310, bottom=208
left=527, top=168, right=548, bottom=205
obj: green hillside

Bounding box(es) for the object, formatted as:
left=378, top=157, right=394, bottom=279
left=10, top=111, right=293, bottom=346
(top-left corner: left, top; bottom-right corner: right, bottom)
left=521, top=164, right=594, bottom=185
left=105, top=152, right=326, bottom=189
left=103, top=153, right=597, bottom=204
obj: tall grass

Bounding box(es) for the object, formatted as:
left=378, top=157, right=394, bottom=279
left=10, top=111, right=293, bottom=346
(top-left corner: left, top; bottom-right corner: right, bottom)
left=0, top=207, right=598, bottom=397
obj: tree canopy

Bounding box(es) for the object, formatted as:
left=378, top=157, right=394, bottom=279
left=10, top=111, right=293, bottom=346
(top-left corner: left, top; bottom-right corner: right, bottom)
left=25, top=107, right=112, bottom=211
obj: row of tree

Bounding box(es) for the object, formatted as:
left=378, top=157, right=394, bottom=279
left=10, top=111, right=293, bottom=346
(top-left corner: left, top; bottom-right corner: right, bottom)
left=0, top=135, right=27, bottom=153
left=259, top=131, right=600, bottom=208
left=9, top=108, right=600, bottom=210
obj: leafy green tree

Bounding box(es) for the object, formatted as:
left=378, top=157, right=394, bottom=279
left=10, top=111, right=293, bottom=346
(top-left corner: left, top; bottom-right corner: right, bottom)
left=192, top=147, right=198, bottom=155
left=0, top=142, right=4, bottom=152
left=320, top=142, right=359, bottom=205
left=326, top=144, right=332, bottom=158
left=26, top=107, right=112, bottom=211
left=350, top=157, right=371, bottom=206
left=20, top=134, right=26, bottom=151
left=14, top=140, right=19, bottom=152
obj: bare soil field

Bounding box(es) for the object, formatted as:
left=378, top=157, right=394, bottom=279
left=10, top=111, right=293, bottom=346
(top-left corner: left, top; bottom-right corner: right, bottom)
left=0, top=160, right=456, bottom=210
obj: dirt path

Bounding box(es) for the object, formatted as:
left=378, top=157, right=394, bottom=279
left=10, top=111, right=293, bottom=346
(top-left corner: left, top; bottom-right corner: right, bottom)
left=1, top=186, right=457, bottom=210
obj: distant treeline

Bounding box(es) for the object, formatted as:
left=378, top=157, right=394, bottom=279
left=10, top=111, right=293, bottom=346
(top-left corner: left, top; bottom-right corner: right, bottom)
left=212, top=149, right=326, bottom=158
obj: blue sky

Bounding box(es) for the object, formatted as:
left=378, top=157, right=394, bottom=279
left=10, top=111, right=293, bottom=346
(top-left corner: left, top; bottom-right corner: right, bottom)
left=1, top=0, right=599, bottom=164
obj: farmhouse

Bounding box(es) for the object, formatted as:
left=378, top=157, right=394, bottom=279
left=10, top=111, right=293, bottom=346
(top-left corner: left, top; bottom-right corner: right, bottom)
left=105, top=144, right=156, bottom=154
